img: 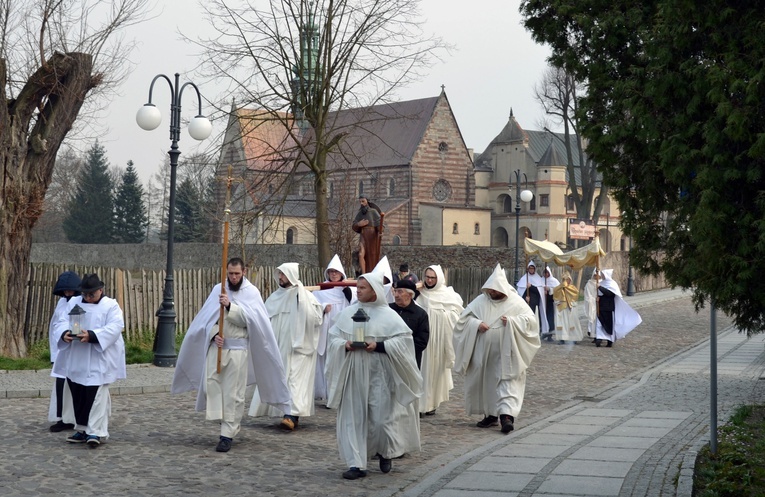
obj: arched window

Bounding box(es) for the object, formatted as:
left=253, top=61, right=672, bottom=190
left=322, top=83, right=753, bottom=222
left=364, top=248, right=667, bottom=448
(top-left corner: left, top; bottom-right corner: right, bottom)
left=328, top=182, right=333, bottom=198
left=388, top=178, right=395, bottom=197
left=492, top=227, right=509, bottom=247
left=392, top=235, right=401, bottom=245
left=452, top=223, right=459, bottom=234
left=286, top=228, right=296, bottom=245
left=503, top=196, right=513, bottom=213
left=358, top=180, right=364, bottom=196
left=474, top=223, right=480, bottom=235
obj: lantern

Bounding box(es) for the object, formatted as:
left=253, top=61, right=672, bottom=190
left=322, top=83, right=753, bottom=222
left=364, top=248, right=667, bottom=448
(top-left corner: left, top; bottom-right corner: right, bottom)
left=350, top=307, right=370, bottom=348
left=68, top=304, right=86, bottom=337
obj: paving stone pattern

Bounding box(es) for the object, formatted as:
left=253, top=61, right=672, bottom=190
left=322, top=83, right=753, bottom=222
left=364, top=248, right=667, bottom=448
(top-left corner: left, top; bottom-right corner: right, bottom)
left=0, top=295, right=743, bottom=496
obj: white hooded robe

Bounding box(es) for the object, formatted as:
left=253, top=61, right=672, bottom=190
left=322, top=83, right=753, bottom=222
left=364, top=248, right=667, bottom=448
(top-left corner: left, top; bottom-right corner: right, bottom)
left=326, top=272, right=422, bottom=469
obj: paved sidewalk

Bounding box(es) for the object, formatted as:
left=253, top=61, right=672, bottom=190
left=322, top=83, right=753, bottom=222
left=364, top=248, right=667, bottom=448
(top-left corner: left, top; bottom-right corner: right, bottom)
left=393, top=324, right=765, bottom=497
left=2, top=286, right=762, bottom=497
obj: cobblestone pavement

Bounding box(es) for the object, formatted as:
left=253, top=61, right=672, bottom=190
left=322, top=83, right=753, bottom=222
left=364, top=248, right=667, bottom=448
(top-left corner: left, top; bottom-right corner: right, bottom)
left=0, top=296, right=736, bottom=497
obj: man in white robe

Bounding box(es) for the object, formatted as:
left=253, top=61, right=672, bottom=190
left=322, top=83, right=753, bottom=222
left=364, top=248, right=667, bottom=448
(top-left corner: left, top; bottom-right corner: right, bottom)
left=326, top=273, right=422, bottom=480
left=541, top=266, right=560, bottom=341
left=250, top=263, right=323, bottom=431
left=52, top=273, right=126, bottom=447
left=48, top=271, right=81, bottom=432
left=172, top=258, right=290, bottom=452
left=312, top=254, right=356, bottom=402
left=595, top=269, right=642, bottom=347
left=454, top=264, right=540, bottom=433
left=516, top=260, right=549, bottom=338
left=417, top=265, right=462, bottom=416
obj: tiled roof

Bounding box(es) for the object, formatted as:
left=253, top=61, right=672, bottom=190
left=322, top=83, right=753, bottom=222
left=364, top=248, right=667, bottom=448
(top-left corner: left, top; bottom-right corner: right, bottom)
left=236, top=97, right=440, bottom=172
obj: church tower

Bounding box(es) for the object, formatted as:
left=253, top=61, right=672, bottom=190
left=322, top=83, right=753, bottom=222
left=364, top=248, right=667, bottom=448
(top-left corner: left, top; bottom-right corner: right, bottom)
left=290, top=5, right=321, bottom=132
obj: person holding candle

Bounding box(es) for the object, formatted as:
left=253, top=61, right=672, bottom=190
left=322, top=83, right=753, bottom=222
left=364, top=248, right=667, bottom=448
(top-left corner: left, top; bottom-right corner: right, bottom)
left=326, top=272, right=422, bottom=480
left=51, top=274, right=125, bottom=447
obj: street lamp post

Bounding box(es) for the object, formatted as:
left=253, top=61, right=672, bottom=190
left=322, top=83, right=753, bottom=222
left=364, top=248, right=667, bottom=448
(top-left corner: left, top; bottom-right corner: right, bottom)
left=511, top=170, right=534, bottom=283
left=626, top=236, right=636, bottom=296
left=136, top=73, right=212, bottom=367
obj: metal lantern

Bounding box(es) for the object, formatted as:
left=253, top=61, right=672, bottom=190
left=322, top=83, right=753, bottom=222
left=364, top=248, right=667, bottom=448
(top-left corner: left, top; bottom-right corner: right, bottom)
left=68, top=304, right=86, bottom=337
left=350, top=307, right=370, bottom=348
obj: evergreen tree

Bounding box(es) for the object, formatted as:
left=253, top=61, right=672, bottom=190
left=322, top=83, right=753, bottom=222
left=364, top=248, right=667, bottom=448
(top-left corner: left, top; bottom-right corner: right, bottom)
left=63, top=141, right=115, bottom=244
left=113, top=160, right=148, bottom=243
left=174, top=177, right=204, bottom=242
left=521, top=1, right=765, bottom=333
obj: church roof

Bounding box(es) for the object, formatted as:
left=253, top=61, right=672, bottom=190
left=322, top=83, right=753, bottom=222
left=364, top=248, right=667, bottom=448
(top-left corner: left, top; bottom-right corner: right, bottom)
left=234, top=96, right=441, bottom=172
left=536, top=139, right=568, bottom=167
left=487, top=110, right=528, bottom=145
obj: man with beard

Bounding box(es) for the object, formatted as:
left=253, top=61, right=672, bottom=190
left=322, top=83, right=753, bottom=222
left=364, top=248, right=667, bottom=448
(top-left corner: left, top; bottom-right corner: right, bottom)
left=250, top=263, right=323, bottom=431
left=417, top=265, right=462, bottom=417
left=454, top=264, right=540, bottom=433
left=352, top=196, right=382, bottom=273
left=172, top=258, right=290, bottom=453
left=326, top=273, right=422, bottom=480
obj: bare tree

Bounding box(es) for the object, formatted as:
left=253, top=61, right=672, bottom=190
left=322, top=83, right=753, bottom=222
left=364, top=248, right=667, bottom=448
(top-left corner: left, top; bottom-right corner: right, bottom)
left=195, top=0, right=444, bottom=268
left=32, top=146, right=84, bottom=242
left=0, top=0, right=149, bottom=357
left=534, top=65, right=607, bottom=225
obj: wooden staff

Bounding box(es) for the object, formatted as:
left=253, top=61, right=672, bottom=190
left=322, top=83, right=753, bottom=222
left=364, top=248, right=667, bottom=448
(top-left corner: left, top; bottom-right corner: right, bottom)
left=217, top=166, right=235, bottom=374
left=304, top=280, right=358, bottom=292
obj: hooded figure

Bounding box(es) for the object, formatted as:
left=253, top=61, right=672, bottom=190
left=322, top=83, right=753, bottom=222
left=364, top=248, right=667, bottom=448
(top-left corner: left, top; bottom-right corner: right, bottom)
left=326, top=272, right=422, bottom=480
left=454, top=263, right=540, bottom=433
left=313, top=254, right=357, bottom=401
left=416, top=264, right=462, bottom=415
left=371, top=255, right=394, bottom=303
left=48, top=271, right=81, bottom=432
left=595, top=269, right=642, bottom=347
left=516, top=260, right=549, bottom=337
left=250, top=263, right=323, bottom=430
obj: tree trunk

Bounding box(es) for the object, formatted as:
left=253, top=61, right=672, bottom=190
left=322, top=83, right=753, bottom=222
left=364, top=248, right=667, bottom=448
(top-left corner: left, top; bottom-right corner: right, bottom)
left=313, top=150, right=331, bottom=269
left=0, top=53, right=94, bottom=357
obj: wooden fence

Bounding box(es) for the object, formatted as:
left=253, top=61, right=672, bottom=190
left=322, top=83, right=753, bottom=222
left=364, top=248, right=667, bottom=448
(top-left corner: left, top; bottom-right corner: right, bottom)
left=25, top=263, right=598, bottom=347
left=24, top=264, right=325, bottom=346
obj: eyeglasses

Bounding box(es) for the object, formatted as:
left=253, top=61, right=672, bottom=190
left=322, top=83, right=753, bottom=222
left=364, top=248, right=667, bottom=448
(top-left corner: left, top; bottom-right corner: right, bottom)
left=83, top=290, right=100, bottom=299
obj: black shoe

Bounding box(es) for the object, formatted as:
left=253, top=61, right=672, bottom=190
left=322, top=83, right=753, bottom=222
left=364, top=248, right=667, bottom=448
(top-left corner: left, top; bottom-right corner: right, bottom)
left=500, top=414, right=515, bottom=433
left=606, top=341, right=613, bottom=348
left=50, top=420, right=75, bottom=432
left=595, top=339, right=602, bottom=347
left=425, top=409, right=436, bottom=416
left=476, top=415, right=499, bottom=428
left=216, top=437, right=232, bottom=452
left=342, top=467, right=367, bottom=480
left=379, top=454, right=392, bottom=473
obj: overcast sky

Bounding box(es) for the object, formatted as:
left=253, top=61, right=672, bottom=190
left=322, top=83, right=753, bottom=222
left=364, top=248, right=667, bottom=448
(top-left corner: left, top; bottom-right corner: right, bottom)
left=98, top=0, right=553, bottom=184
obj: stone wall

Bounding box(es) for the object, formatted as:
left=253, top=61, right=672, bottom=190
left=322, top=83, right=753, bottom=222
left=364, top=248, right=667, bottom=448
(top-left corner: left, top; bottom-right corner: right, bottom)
left=30, top=242, right=667, bottom=292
